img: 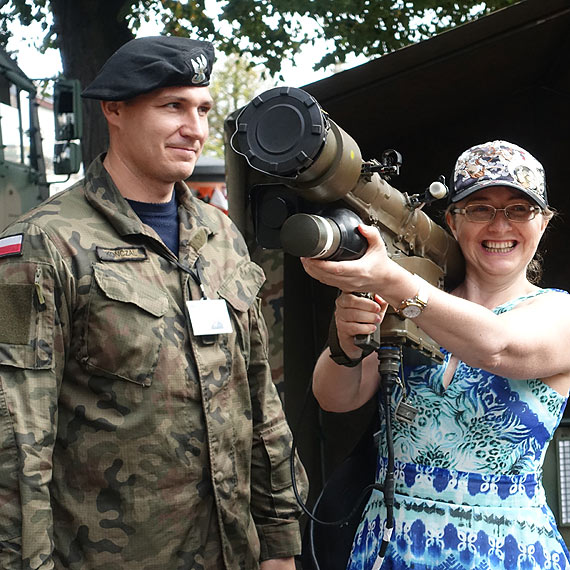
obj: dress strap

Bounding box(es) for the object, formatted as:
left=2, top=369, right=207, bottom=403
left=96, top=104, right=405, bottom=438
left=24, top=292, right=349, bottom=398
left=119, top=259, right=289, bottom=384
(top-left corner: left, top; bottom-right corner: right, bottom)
left=493, top=288, right=567, bottom=314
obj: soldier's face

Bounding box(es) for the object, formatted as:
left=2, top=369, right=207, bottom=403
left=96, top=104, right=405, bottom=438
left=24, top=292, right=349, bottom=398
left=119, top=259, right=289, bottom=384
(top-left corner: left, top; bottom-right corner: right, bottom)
left=110, top=86, right=213, bottom=185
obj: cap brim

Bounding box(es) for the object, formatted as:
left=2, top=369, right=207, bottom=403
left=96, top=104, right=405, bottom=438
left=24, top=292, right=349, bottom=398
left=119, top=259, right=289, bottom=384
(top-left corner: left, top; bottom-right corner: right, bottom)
left=450, top=180, right=548, bottom=209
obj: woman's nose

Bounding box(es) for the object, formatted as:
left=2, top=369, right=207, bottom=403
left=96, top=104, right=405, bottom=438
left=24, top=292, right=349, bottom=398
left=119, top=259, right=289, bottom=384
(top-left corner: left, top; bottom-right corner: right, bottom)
left=488, top=208, right=511, bottom=229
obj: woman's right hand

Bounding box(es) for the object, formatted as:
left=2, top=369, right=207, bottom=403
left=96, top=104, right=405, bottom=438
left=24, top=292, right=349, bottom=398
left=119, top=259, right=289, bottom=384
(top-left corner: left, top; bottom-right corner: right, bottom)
left=335, top=292, right=388, bottom=360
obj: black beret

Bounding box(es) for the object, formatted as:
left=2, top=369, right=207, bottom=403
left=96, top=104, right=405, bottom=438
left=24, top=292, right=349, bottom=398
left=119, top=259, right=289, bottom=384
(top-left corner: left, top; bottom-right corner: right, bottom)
left=81, top=36, right=215, bottom=101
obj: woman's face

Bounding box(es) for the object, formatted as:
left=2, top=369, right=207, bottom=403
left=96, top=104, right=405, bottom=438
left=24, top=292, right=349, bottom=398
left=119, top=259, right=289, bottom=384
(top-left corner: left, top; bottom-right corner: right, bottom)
left=445, top=186, right=549, bottom=283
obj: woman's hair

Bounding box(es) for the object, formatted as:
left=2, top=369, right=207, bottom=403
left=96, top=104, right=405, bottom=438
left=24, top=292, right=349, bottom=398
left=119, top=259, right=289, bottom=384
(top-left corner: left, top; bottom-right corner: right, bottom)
left=527, top=252, right=544, bottom=285
left=527, top=206, right=555, bottom=284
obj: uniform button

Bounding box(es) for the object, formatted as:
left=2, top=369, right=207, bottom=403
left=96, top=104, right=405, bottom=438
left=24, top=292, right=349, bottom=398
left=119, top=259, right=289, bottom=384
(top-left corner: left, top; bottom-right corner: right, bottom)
left=214, top=471, right=224, bottom=483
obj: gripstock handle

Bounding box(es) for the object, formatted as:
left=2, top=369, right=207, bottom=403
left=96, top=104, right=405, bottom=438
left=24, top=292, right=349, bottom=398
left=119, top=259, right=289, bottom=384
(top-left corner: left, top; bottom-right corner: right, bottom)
left=354, top=329, right=381, bottom=352
left=353, top=292, right=381, bottom=352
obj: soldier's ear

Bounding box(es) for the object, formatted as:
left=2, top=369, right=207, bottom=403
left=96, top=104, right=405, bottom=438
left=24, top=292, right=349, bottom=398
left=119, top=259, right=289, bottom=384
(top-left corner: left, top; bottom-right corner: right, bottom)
left=100, top=100, right=122, bottom=124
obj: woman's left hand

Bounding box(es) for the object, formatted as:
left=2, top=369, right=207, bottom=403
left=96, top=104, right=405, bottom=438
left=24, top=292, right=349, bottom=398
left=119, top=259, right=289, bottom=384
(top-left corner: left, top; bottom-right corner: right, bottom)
left=260, top=557, right=296, bottom=569
left=301, top=224, right=394, bottom=294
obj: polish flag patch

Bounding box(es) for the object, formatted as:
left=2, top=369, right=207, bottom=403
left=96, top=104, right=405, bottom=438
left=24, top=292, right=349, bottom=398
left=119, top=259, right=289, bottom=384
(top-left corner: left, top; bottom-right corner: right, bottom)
left=0, top=234, right=24, bottom=258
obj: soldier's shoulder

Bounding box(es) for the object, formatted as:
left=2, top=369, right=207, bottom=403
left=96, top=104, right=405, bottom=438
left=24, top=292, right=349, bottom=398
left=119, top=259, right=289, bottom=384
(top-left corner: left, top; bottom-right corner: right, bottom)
left=191, top=195, right=244, bottom=237
left=11, top=178, right=89, bottom=229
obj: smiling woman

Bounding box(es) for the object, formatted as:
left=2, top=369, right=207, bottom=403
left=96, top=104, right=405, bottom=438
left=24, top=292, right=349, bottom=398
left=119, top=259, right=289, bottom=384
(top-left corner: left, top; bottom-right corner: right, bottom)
left=446, top=185, right=551, bottom=285
left=446, top=142, right=554, bottom=288
left=305, top=140, right=570, bottom=569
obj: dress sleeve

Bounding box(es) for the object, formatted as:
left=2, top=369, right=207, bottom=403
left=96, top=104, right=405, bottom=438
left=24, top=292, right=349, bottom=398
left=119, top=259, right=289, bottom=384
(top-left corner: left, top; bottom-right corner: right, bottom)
left=0, top=224, right=70, bottom=569
left=247, top=296, right=309, bottom=561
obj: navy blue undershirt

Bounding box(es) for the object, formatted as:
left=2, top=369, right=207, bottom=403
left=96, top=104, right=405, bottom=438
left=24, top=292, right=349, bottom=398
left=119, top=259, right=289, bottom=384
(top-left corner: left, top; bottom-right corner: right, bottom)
left=127, top=193, right=179, bottom=256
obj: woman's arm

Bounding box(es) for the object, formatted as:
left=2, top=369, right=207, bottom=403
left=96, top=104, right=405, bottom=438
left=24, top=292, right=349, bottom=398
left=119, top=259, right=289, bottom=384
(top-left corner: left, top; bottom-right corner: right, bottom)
left=312, top=292, right=386, bottom=412
left=260, top=557, right=296, bottom=569
left=303, top=225, right=570, bottom=388
left=413, top=283, right=570, bottom=383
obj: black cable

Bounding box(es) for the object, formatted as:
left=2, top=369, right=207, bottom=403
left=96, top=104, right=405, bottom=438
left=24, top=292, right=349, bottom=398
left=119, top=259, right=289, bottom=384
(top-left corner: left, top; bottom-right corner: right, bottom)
left=289, top=378, right=385, bottom=528
left=378, top=365, right=396, bottom=558
left=286, top=275, right=399, bottom=565
left=308, top=482, right=325, bottom=569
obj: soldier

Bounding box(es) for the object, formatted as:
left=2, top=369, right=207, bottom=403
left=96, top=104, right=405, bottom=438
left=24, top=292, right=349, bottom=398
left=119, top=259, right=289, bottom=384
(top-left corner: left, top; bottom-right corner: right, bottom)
left=0, top=36, right=307, bottom=569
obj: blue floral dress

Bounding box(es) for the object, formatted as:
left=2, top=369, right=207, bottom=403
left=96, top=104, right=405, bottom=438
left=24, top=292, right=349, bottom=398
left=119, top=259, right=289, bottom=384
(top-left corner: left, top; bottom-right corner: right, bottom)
left=348, top=290, right=570, bottom=570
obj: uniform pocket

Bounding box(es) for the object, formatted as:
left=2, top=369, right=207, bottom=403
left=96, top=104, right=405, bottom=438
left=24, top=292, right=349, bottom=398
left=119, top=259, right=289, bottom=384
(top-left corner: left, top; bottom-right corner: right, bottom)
left=258, top=421, right=293, bottom=492
left=217, top=260, right=265, bottom=365
left=0, top=262, right=54, bottom=370
left=78, top=263, right=169, bottom=386
left=217, top=260, right=265, bottom=312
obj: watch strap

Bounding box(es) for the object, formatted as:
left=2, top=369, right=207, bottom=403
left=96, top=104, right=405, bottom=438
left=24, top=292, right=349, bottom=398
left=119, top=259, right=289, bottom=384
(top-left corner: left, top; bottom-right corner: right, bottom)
left=396, top=275, right=430, bottom=317
left=328, top=313, right=374, bottom=367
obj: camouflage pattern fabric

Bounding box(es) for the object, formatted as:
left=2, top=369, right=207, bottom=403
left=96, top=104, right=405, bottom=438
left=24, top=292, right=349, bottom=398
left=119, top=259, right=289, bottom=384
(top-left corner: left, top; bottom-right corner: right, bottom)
left=251, top=249, right=285, bottom=399
left=0, top=155, right=308, bottom=570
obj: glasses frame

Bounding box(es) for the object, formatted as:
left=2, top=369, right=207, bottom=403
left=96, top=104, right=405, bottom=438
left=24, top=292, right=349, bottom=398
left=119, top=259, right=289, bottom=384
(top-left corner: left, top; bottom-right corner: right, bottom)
left=450, top=203, right=542, bottom=223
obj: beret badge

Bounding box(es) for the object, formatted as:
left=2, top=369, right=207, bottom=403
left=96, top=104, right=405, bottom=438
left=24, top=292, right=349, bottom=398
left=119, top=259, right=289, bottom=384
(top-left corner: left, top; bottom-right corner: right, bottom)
left=191, top=54, right=210, bottom=85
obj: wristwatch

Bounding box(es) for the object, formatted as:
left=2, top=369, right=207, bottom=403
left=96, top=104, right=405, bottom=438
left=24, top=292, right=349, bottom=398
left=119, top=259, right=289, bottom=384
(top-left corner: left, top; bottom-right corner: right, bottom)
left=396, top=277, right=430, bottom=319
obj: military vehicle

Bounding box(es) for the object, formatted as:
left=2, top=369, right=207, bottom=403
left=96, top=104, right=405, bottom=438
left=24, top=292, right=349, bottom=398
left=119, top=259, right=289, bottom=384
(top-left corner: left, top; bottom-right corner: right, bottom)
left=0, top=45, right=81, bottom=231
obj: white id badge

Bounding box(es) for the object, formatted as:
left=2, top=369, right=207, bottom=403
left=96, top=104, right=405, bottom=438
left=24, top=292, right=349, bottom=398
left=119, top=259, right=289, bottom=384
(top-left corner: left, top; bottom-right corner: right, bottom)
left=186, top=299, right=233, bottom=335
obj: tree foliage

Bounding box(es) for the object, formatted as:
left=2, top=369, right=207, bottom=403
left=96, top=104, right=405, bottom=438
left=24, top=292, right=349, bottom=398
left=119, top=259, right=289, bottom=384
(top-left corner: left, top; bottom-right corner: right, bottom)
left=204, top=54, right=270, bottom=158
left=1, top=0, right=518, bottom=163
left=214, top=0, right=518, bottom=75
left=3, top=0, right=520, bottom=75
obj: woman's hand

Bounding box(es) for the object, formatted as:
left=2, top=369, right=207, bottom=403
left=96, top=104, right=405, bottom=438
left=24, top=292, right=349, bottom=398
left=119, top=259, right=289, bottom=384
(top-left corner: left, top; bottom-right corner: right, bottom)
left=300, top=224, right=394, bottom=294
left=260, top=557, right=296, bottom=570
left=335, top=292, right=388, bottom=360
left=312, top=291, right=388, bottom=412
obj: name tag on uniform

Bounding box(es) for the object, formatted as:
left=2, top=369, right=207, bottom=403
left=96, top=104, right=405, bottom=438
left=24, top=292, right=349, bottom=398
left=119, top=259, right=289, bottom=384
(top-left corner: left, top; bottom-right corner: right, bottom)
left=186, top=299, right=233, bottom=336
left=96, top=246, right=148, bottom=262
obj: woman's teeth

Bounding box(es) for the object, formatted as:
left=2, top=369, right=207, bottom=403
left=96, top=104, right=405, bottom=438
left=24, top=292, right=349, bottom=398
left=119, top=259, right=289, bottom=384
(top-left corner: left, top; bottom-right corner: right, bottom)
left=482, top=240, right=515, bottom=253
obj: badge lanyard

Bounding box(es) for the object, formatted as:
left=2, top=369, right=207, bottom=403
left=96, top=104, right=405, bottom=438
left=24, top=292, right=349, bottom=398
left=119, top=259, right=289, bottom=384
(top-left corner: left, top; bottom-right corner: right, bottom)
left=146, top=242, right=234, bottom=338
left=185, top=257, right=233, bottom=336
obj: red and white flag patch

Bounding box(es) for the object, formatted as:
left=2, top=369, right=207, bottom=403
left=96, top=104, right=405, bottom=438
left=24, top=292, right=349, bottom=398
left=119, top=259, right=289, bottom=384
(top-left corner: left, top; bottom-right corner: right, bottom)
left=0, top=234, right=24, bottom=258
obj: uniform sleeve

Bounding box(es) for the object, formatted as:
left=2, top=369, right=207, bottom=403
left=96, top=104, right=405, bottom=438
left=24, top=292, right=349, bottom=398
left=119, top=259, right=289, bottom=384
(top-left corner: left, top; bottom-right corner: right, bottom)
left=247, top=297, right=309, bottom=561
left=0, top=224, right=71, bottom=569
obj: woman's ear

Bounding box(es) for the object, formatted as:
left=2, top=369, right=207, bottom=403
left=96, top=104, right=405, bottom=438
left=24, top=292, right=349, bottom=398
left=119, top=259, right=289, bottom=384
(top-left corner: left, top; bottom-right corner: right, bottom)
left=445, top=210, right=458, bottom=240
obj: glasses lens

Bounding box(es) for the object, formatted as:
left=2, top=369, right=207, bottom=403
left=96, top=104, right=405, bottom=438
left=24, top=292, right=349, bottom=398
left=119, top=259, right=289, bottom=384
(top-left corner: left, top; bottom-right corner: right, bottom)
left=505, top=204, right=535, bottom=221
left=465, top=204, right=495, bottom=222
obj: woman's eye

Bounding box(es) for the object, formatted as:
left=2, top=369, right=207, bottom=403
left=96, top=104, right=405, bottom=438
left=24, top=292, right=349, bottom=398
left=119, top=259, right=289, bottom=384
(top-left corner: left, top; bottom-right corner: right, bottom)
left=470, top=205, right=491, bottom=213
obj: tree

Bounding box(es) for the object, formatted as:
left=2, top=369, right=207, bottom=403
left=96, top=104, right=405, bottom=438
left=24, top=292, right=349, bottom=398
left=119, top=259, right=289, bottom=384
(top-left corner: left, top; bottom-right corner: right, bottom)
left=1, top=0, right=517, bottom=164
left=203, top=54, right=270, bottom=158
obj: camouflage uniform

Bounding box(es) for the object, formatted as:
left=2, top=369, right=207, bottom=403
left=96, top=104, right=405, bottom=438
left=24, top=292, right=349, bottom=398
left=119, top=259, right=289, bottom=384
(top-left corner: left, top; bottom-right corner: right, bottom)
left=0, top=156, right=308, bottom=570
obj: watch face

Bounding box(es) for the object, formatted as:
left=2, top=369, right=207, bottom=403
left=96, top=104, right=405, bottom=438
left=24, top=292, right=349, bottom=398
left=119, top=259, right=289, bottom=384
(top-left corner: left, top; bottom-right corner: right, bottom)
left=401, top=304, right=422, bottom=319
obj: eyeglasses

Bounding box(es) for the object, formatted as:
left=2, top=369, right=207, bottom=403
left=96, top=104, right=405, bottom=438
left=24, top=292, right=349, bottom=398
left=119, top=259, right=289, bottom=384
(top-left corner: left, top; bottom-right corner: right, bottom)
left=450, top=203, right=542, bottom=223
